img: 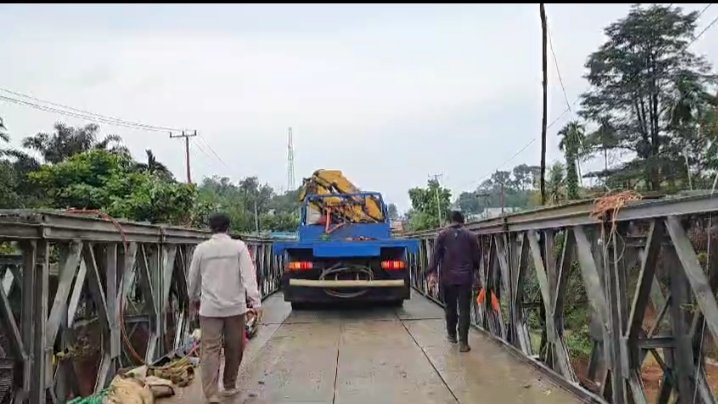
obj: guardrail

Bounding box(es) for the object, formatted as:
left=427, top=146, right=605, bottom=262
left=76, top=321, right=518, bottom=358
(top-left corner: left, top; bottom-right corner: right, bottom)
left=406, top=194, right=718, bottom=404
left=0, top=210, right=283, bottom=404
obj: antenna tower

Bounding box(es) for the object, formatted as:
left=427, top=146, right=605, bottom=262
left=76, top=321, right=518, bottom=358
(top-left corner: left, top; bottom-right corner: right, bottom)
left=287, top=127, right=296, bottom=190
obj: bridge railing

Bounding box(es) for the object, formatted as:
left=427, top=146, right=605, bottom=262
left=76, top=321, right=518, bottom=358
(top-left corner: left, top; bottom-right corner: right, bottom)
left=406, top=194, right=718, bottom=404
left=0, top=210, right=283, bottom=404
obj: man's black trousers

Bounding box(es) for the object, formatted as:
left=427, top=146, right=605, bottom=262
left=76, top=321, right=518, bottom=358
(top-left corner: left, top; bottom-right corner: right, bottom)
left=442, top=283, right=472, bottom=343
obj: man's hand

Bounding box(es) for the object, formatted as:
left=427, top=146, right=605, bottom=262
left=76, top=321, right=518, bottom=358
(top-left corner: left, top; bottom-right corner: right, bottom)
left=427, top=273, right=438, bottom=292
left=253, top=307, right=263, bottom=322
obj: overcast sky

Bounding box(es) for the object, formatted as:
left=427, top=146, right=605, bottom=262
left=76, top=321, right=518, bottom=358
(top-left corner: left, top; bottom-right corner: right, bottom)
left=1, top=4, right=716, bottom=212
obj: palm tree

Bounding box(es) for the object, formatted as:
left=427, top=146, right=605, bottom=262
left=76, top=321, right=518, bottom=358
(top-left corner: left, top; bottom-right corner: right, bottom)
left=546, top=162, right=565, bottom=205
left=558, top=121, right=585, bottom=200
left=583, top=118, right=619, bottom=187
left=135, top=149, right=173, bottom=178
left=0, top=117, right=8, bottom=144
left=22, top=122, right=129, bottom=163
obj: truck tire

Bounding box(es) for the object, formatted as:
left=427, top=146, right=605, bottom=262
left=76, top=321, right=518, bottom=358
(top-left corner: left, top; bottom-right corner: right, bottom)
left=387, top=300, right=404, bottom=308
left=291, top=302, right=308, bottom=311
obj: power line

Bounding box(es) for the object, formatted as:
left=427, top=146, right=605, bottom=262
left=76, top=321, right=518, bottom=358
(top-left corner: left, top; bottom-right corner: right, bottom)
left=0, top=88, right=239, bottom=183
left=697, top=3, right=713, bottom=19
left=0, top=87, right=187, bottom=133
left=548, top=27, right=572, bottom=113
left=195, top=134, right=232, bottom=171
left=690, top=14, right=718, bottom=47
left=0, top=94, right=177, bottom=132
left=453, top=138, right=537, bottom=192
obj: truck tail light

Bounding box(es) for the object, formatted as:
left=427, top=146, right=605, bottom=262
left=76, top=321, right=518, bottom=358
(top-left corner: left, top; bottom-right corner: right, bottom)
left=288, top=261, right=313, bottom=271
left=381, top=260, right=406, bottom=270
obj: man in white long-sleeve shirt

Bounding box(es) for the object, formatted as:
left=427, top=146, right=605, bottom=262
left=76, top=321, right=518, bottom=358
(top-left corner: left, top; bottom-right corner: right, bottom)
left=188, top=213, right=262, bottom=403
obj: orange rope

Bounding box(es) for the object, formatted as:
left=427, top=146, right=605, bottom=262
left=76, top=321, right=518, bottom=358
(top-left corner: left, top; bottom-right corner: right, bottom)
left=64, top=208, right=145, bottom=365
left=590, top=190, right=642, bottom=257
left=590, top=190, right=642, bottom=223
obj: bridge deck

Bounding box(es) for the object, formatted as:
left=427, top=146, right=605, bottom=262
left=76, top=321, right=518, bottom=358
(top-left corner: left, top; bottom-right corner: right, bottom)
left=165, top=292, right=580, bottom=403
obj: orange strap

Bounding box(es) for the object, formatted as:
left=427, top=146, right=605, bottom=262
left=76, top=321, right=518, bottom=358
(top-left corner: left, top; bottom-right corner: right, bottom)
left=476, top=288, right=500, bottom=313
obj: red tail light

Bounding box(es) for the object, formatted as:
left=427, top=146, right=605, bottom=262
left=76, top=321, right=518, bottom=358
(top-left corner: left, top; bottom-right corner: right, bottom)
left=381, top=260, right=406, bottom=270
left=288, top=261, right=313, bottom=271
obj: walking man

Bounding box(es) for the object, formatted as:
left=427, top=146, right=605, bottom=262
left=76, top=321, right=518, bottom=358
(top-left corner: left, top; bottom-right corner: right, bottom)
left=425, top=211, right=480, bottom=352
left=188, top=213, right=262, bottom=403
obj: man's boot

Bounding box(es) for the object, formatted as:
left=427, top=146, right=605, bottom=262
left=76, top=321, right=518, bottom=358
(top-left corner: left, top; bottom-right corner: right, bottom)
left=459, top=342, right=471, bottom=352
left=447, top=334, right=458, bottom=343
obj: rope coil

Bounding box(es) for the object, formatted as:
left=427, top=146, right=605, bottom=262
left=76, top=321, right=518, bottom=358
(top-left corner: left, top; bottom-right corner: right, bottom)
left=590, top=190, right=643, bottom=224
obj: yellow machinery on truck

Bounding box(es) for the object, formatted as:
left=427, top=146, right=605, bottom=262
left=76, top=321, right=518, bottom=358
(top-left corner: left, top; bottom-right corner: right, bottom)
left=298, top=169, right=384, bottom=225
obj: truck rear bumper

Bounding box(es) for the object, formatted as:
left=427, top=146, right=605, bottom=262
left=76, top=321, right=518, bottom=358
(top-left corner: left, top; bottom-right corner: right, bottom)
left=288, top=279, right=405, bottom=288
left=283, top=277, right=410, bottom=303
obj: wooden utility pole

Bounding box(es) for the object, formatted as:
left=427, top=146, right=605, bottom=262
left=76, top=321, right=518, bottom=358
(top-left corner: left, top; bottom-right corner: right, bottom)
left=539, top=3, right=548, bottom=205
left=429, top=174, right=444, bottom=226
left=169, top=130, right=197, bottom=184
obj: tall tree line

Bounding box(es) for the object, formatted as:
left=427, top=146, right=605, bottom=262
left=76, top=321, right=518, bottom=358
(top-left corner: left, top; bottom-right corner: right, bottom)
left=0, top=120, right=303, bottom=232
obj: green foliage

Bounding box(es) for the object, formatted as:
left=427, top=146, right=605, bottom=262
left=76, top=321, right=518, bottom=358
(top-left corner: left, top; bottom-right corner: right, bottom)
left=546, top=163, right=566, bottom=205
left=580, top=4, right=717, bottom=190
left=196, top=175, right=300, bottom=233
left=407, top=179, right=451, bottom=230
left=387, top=203, right=399, bottom=220
left=453, top=164, right=541, bottom=218
left=558, top=121, right=586, bottom=200
left=23, top=122, right=129, bottom=164
left=29, top=149, right=196, bottom=224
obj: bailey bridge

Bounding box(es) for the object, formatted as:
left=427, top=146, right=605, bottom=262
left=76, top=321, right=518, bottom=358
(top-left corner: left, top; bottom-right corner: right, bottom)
left=1, top=193, right=718, bottom=403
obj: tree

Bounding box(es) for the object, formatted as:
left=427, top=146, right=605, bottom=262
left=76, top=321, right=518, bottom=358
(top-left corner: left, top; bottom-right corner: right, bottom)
left=0, top=117, right=7, bottom=143
left=23, top=123, right=129, bottom=164
left=29, top=149, right=196, bottom=224
left=546, top=162, right=566, bottom=205
left=558, top=121, right=585, bottom=199
left=134, top=149, right=173, bottom=179
left=195, top=176, right=300, bottom=233
left=387, top=203, right=399, bottom=220
left=512, top=164, right=534, bottom=191
left=407, top=179, right=451, bottom=230
left=456, top=191, right=484, bottom=215
left=580, top=5, right=716, bottom=190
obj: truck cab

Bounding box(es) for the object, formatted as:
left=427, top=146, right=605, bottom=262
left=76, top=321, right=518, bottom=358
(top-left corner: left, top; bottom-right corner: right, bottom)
left=273, top=191, right=418, bottom=309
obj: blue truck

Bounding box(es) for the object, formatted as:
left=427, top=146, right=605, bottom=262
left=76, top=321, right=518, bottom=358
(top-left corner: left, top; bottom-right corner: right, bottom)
left=273, top=170, right=419, bottom=309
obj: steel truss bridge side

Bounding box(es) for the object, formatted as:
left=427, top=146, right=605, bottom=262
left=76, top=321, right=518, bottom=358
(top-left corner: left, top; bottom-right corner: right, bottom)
left=2, top=194, right=718, bottom=404
left=0, top=210, right=284, bottom=404
left=406, top=193, right=718, bottom=404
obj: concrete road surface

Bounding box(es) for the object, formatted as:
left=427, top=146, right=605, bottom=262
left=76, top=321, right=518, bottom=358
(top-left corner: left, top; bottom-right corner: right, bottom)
left=163, top=292, right=581, bottom=404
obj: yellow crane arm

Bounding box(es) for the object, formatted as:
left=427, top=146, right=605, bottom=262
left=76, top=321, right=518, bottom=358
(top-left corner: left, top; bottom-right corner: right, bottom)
left=299, top=170, right=384, bottom=223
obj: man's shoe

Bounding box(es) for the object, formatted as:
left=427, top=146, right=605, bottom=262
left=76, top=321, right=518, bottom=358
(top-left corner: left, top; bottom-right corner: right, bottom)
left=221, top=387, right=240, bottom=397
left=459, top=343, right=471, bottom=352
left=447, top=334, right=458, bottom=343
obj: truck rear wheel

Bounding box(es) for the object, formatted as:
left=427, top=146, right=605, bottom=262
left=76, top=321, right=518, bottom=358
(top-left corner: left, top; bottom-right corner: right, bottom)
left=387, top=300, right=404, bottom=308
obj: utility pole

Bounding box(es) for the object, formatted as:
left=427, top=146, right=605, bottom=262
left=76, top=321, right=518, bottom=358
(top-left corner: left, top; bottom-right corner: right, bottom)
left=169, top=130, right=197, bottom=184
left=254, top=199, right=260, bottom=234
left=429, top=174, right=444, bottom=226
left=500, top=181, right=506, bottom=216
left=539, top=3, right=548, bottom=205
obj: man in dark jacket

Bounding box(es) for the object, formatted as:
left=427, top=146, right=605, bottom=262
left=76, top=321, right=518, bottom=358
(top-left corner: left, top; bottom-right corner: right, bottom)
left=425, top=211, right=480, bottom=352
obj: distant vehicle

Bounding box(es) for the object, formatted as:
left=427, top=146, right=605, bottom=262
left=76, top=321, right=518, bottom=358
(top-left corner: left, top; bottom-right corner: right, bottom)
left=273, top=170, right=419, bottom=309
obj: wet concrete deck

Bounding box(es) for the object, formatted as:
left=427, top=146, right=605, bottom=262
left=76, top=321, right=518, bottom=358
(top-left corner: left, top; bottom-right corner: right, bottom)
left=163, top=292, right=580, bottom=403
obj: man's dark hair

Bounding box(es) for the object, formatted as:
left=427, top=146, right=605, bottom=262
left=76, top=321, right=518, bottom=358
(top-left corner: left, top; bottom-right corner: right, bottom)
left=450, top=210, right=465, bottom=224
left=208, top=213, right=231, bottom=233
